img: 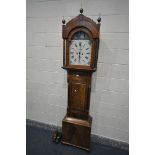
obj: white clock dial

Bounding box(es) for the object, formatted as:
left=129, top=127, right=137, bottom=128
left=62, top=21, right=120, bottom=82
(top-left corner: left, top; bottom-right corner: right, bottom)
left=69, top=40, right=91, bottom=66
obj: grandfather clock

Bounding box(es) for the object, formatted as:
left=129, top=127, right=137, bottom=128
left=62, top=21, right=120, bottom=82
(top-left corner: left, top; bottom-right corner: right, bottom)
left=61, top=8, right=101, bottom=151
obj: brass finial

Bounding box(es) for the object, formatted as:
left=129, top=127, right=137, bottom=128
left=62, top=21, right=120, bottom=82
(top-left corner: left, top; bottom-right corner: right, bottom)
left=97, top=14, right=101, bottom=23
left=62, top=16, right=66, bottom=24
left=80, top=8, right=83, bottom=14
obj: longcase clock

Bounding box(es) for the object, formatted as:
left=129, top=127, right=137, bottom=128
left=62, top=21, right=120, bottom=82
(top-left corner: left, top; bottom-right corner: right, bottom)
left=61, top=8, right=101, bottom=151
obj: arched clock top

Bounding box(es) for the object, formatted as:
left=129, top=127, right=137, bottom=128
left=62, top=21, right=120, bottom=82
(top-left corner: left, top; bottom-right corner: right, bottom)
left=62, top=14, right=100, bottom=39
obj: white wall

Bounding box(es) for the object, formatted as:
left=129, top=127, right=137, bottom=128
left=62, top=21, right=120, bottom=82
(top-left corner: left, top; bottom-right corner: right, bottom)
left=26, top=0, right=129, bottom=143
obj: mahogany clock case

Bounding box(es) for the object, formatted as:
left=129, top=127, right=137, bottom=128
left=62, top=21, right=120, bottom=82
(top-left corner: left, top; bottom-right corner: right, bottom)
left=61, top=70, right=93, bottom=151
left=61, top=12, right=101, bottom=151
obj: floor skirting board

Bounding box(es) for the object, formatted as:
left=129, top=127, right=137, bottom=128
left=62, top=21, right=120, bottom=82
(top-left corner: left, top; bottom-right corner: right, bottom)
left=26, top=119, right=129, bottom=151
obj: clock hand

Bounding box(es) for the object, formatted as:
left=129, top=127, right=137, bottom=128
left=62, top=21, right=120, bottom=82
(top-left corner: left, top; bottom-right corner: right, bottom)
left=79, top=42, right=82, bottom=63
left=79, top=46, right=83, bottom=63
left=79, top=51, right=81, bottom=63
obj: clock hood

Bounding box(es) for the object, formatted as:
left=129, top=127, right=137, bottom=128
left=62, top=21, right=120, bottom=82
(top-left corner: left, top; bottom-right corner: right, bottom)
left=62, top=14, right=100, bottom=39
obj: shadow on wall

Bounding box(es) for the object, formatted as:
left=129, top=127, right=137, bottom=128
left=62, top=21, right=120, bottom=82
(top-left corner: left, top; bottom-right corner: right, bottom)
left=91, top=39, right=111, bottom=92
left=90, top=39, right=118, bottom=130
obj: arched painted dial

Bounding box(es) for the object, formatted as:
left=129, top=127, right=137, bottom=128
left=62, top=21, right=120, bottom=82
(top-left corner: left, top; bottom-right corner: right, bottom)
left=69, top=40, right=91, bottom=66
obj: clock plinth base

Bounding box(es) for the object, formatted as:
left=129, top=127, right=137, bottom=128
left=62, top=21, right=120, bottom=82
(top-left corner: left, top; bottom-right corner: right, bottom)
left=61, top=115, right=92, bottom=151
